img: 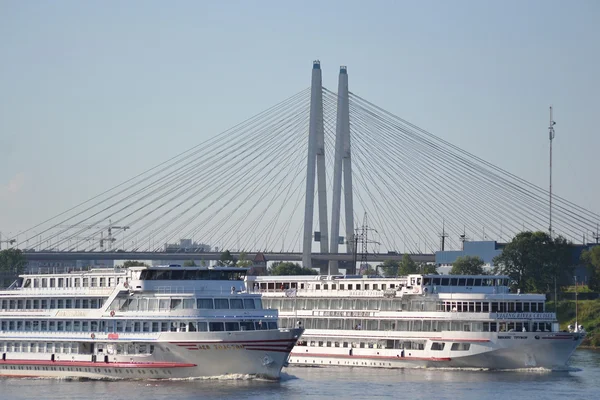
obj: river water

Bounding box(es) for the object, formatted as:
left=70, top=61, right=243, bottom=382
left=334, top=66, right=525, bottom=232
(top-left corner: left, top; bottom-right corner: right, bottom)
left=2, top=349, right=599, bottom=400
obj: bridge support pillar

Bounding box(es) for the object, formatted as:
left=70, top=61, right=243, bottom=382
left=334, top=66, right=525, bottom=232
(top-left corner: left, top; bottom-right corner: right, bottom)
left=303, top=61, right=328, bottom=270
left=329, top=66, right=354, bottom=275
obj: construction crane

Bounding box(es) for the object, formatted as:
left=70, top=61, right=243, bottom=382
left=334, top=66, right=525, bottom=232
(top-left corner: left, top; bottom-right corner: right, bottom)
left=54, top=220, right=130, bottom=250
left=0, top=232, right=16, bottom=250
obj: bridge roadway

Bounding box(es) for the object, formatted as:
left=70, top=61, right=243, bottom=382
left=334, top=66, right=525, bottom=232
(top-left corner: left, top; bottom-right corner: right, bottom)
left=23, top=251, right=435, bottom=264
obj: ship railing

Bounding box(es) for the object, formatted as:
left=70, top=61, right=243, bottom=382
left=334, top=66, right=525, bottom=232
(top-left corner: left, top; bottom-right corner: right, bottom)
left=154, top=286, right=250, bottom=295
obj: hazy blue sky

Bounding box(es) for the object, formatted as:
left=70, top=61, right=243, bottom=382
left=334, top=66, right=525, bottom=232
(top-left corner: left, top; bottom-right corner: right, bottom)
left=1, top=0, right=599, bottom=239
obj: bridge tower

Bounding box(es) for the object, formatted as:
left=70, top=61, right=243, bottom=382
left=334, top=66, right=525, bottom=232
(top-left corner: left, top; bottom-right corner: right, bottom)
left=302, top=61, right=329, bottom=270
left=329, top=66, right=355, bottom=275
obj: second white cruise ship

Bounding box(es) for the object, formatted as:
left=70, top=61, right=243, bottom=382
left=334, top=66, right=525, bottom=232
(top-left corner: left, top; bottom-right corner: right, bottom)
left=249, top=273, right=584, bottom=370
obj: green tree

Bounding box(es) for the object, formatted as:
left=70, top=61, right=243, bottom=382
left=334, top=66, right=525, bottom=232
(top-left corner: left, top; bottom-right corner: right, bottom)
left=378, top=259, right=400, bottom=277
left=0, top=248, right=27, bottom=274
left=493, top=231, right=573, bottom=293
left=183, top=260, right=196, bottom=267
left=122, top=260, right=148, bottom=267
left=450, top=256, right=485, bottom=275
left=236, top=251, right=253, bottom=268
left=379, top=254, right=419, bottom=277
left=0, top=249, right=27, bottom=288
left=217, top=250, right=235, bottom=266
left=581, top=245, right=600, bottom=291
left=419, top=262, right=439, bottom=275
left=269, top=262, right=318, bottom=276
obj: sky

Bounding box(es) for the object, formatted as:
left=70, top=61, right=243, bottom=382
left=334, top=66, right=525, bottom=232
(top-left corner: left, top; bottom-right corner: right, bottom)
left=0, top=0, right=599, bottom=242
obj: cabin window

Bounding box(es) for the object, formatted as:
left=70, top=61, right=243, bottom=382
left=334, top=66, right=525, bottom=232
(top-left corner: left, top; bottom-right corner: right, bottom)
left=196, top=298, right=214, bottom=309
left=458, top=278, right=466, bottom=286
left=508, top=303, right=515, bottom=312
left=91, top=278, right=97, bottom=287
left=229, top=299, right=243, bottom=309
left=209, top=322, right=225, bottom=332
left=491, top=302, right=498, bottom=312
left=243, top=299, right=255, bottom=309
left=474, top=278, right=482, bottom=286
left=315, top=284, right=320, bottom=290
left=331, top=284, right=337, bottom=290
left=225, top=322, right=239, bottom=331
left=482, top=302, right=489, bottom=312
left=516, top=302, right=522, bottom=312
left=466, top=278, right=474, bottom=286
left=431, top=342, right=445, bottom=351
left=339, top=284, right=344, bottom=290
left=182, top=299, right=195, bottom=309
left=348, top=284, right=353, bottom=290
left=450, top=278, right=458, bottom=286
left=475, top=303, right=482, bottom=312
left=49, top=278, right=55, bottom=288
left=240, top=321, right=255, bottom=331
left=214, top=299, right=230, bottom=309
left=323, top=284, right=328, bottom=290
left=254, top=298, right=262, bottom=309
left=538, top=302, right=544, bottom=312
left=99, top=278, right=106, bottom=287
left=170, top=299, right=183, bottom=310
left=451, top=343, right=471, bottom=351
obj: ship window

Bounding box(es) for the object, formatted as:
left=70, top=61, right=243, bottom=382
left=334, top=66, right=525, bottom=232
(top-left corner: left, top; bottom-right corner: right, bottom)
left=73, top=321, right=81, bottom=331
left=323, top=284, right=328, bottom=290
left=91, top=278, right=97, bottom=287
left=65, top=299, right=72, bottom=309
left=458, top=278, right=466, bottom=286
left=183, top=299, right=195, bottom=309
left=143, top=322, right=150, bottom=332
left=483, top=302, right=489, bottom=312
left=451, top=343, right=470, bottom=351
left=179, top=322, right=187, bottom=332
left=57, top=299, right=64, bottom=309
left=331, top=284, right=337, bottom=290
left=230, top=299, right=243, bottom=309
left=431, top=342, right=445, bottom=351
left=214, top=299, right=229, bottom=309
left=82, top=321, right=89, bottom=331
left=339, top=284, right=344, bottom=290
left=25, top=300, right=32, bottom=309
left=441, top=278, right=449, bottom=285
left=254, top=298, right=262, bottom=309
left=466, top=278, right=473, bottom=286
left=475, top=303, right=482, bottom=312
left=170, top=322, right=177, bottom=332
left=491, top=302, right=498, bottom=312
left=474, top=279, right=482, bottom=286
left=196, top=298, right=213, bottom=309
left=483, top=322, right=490, bottom=332
left=348, top=284, right=353, bottom=290
left=152, top=322, right=159, bottom=332
left=523, top=302, right=530, bottom=312
left=41, top=278, right=48, bottom=288
left=160, top=322, right=169, bottom=332
left=243, top=299, right=255, bottom=309
left=197, top=321, right=208, bottom=332
left=468, top=302, right=475, bottom=312
left=538, top=302, right=544, bottom=312
left=209, top=322, right=225, bottom=332
left=315, top=284, right=320, bottom=290
left=240, top=321, right=255, bottom=331
left=516, top=302, right=522, bottom=312
left=82, top=299, right=89, bottom=308
left=99, top=278, right=106, bottom=287
left=57, top=321, right=64, bottom=332
left=450, top=278, right=458, bottom=286
left=109, top=278, right=115, bottom=287
left=508, top=302, right=515, bottom=312
left=225, top=322, right=239, bottom=331
left=170, top=299, right=183, bottom=310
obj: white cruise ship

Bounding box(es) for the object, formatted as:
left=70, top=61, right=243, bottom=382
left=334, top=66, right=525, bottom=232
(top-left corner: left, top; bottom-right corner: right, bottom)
left=0, top=265, right=303, bottom=379
left=248, top=274, right=584, bottom=370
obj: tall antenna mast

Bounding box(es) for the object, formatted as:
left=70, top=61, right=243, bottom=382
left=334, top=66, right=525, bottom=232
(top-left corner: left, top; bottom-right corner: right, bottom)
left=549, top=106, right=556, bottom=236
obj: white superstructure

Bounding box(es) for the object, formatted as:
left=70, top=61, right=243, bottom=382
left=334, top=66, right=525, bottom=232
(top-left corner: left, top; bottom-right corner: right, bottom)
left=0, top=266, right=303, bottom=379
left=249, top=274, right=584, bottom=370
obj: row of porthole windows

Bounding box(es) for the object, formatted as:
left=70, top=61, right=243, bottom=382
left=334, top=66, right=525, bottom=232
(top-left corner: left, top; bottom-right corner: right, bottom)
left=22, top=276, right=123, bottom=289
left=0, top=365, right=172, bottom=375
left=0, top=298, right=106, bottom=311
left=0, top=319, right=278, bottom=333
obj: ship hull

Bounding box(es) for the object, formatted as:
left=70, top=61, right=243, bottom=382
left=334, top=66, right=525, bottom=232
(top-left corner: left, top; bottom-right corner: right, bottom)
left=287, top=332, right=583, bottom=370
left=0, top=328, right=303, bottom=380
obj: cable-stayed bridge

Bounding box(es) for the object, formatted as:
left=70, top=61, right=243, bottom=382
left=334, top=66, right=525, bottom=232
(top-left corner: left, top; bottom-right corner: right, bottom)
left=11, top=61, right=600, bottom=274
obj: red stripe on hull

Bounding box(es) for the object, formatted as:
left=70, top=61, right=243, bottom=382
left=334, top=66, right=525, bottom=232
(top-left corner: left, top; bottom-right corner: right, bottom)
left=170, top=338, right=297, bottom=345
left=0, top=360, right=196, bottom=368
